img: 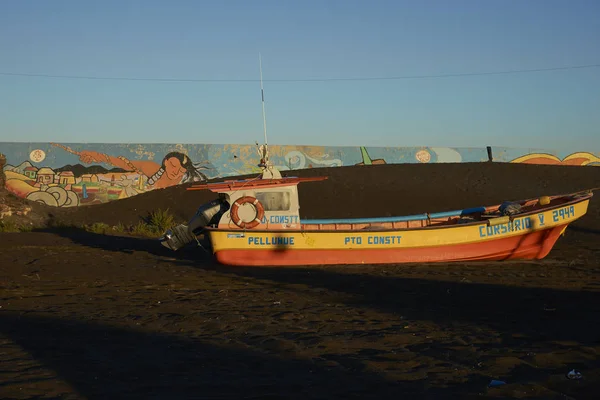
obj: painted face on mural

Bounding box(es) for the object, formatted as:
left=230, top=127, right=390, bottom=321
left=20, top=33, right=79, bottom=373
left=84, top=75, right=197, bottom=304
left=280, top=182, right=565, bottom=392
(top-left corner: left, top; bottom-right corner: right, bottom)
left=144, top=152, right=210, bottom=187
left=164, top=156, right=187, bottom=181
left=67, top=147, right=211, bottom=189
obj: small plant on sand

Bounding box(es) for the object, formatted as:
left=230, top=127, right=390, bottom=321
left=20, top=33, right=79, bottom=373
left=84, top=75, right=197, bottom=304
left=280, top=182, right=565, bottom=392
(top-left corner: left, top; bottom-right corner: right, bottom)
left=87, top=222, right=111, bottom=234
left=147, top=208, right=175, bottom=232
left=131, top=221, right=159, bottom=236
left=18, top=224, right=33, bottom=232
left=0, top=219, right=20, bottom=232
left=76, top=209, right=177, bottom=238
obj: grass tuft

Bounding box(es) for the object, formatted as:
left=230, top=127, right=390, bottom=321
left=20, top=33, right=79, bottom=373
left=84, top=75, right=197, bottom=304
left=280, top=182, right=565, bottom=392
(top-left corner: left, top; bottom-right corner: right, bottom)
left=87, top=222, right=111, bottom=234
left=0, top=208, right=178, bottom=239
left=0, top=220, right=21, bottom=232
left=148, top=208, right=175, bottom=233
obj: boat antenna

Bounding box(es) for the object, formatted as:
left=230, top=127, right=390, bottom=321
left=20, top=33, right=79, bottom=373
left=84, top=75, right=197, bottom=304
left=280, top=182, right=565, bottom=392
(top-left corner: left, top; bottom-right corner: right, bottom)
left=259, top=53, right=269, bottom=162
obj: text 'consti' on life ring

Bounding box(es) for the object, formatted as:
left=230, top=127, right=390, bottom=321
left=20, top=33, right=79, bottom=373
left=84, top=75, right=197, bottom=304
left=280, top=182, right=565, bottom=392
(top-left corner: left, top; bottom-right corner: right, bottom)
left=230, top=196, right=265, bottom=229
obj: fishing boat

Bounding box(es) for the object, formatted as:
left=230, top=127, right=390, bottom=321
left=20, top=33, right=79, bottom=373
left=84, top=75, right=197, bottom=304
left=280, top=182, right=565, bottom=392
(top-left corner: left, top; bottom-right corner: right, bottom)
left=157, top=56, right=594, bottom=266
left=158, top=144, right=594, bottom=266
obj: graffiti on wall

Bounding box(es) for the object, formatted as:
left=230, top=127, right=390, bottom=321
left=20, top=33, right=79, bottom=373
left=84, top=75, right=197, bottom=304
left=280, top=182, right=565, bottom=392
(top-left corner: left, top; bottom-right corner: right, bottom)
left=486, top=147, right=600, bottom=166
left=509, top=152, right=600, bottom=166
left=1, top=143, right=217, bottom=207
left=0, top=142, right=598, bottom=207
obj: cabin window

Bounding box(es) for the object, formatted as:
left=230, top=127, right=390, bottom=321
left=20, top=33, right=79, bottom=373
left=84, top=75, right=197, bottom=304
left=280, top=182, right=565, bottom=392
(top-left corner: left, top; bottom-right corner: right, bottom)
left=256, top=191, right=291, bottom=211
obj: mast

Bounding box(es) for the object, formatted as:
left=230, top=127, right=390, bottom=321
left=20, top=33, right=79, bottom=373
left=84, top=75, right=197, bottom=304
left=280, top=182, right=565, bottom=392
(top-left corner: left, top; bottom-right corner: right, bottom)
left=259, top=53, right=269, bottom=161
left=257, top=54, right=281, bottom=179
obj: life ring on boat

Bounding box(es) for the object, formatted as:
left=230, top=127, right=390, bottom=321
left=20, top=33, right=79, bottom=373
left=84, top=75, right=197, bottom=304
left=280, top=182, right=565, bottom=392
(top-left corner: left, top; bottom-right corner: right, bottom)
left=230, top=196, right=265, bottom=229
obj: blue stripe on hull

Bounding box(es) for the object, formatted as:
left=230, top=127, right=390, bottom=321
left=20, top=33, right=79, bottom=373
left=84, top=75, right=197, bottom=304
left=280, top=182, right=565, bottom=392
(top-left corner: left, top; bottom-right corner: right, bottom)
left=302, top=206, right=486, bottom=225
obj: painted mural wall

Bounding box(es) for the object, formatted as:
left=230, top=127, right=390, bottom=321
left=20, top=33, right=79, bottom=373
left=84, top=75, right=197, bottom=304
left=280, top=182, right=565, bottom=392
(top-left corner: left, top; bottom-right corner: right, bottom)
left=0, top=142, right=598, bottom=208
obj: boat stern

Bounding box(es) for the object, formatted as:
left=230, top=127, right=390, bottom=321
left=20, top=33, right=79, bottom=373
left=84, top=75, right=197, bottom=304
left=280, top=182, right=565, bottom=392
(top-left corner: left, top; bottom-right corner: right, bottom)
left=158, top=197, right=230, bottom=251
left=159, top=224, right=198, bottom=251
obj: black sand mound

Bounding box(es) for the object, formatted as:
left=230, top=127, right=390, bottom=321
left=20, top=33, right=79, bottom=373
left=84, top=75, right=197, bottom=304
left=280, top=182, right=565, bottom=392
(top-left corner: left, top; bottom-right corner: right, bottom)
left=13, top=161, right=599, bottom=229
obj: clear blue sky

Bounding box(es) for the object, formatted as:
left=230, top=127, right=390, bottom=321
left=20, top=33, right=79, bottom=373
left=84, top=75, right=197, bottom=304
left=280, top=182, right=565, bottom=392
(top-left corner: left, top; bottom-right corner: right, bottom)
left=0, top=0, right=599, bottom=152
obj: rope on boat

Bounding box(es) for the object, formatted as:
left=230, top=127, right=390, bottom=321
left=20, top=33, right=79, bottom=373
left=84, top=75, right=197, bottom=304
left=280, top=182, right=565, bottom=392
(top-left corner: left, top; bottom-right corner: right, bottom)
left=193, top=228, right=209, bottom=254
left=568, top=187, right=598, bottom=199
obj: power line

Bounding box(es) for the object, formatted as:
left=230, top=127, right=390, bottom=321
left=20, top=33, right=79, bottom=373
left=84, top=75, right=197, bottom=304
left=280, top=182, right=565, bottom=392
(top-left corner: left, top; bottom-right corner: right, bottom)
left=0, top=63, right=598, bottom=83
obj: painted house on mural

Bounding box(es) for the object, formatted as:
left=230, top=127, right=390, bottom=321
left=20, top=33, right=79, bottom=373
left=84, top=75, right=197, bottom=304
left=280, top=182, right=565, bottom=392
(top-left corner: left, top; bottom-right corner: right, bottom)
left=80, top=173, right=99, bottom=183
left=58, top=171, right=76, bottom=185
left=23, top=166, right=38, bottom=180
left=36, top=167, right=56, bottom=185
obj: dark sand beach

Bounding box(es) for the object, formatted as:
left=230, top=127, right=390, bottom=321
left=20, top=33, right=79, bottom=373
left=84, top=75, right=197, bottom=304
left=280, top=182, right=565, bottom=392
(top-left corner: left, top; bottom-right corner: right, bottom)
left=1, top=162, right=600, bottom=399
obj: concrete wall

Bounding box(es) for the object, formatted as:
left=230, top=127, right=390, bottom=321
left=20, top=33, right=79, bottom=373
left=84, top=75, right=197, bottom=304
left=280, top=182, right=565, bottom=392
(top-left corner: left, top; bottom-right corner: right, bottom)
left=1, top=142, right=598, bottom=207
left=0, top=152, right=6, bottom=190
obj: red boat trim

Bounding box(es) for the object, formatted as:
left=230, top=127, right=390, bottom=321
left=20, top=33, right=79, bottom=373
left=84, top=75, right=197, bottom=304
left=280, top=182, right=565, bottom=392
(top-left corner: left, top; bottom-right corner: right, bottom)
left=187, top=176, right=328, bottom=192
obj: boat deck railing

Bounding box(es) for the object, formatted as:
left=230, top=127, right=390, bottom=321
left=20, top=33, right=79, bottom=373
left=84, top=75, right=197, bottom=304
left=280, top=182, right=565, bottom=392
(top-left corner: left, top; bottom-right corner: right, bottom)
left=300, top=192, right=589, bottom=229
left=301, top=206, right=488, bottom=225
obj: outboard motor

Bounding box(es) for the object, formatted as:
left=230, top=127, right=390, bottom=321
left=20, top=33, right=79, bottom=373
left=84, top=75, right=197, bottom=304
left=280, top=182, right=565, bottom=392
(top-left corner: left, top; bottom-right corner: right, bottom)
left=159, top=197, right=230, bottom=251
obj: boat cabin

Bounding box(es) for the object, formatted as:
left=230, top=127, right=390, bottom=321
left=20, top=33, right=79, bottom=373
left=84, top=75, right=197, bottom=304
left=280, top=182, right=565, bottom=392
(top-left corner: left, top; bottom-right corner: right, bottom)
left=187, top=174, right=327, bottom=231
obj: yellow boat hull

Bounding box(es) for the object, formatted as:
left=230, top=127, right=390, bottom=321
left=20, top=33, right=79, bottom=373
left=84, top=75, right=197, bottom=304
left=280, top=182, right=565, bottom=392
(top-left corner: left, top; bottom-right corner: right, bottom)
left=207, top=197, right=590, bottom=266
